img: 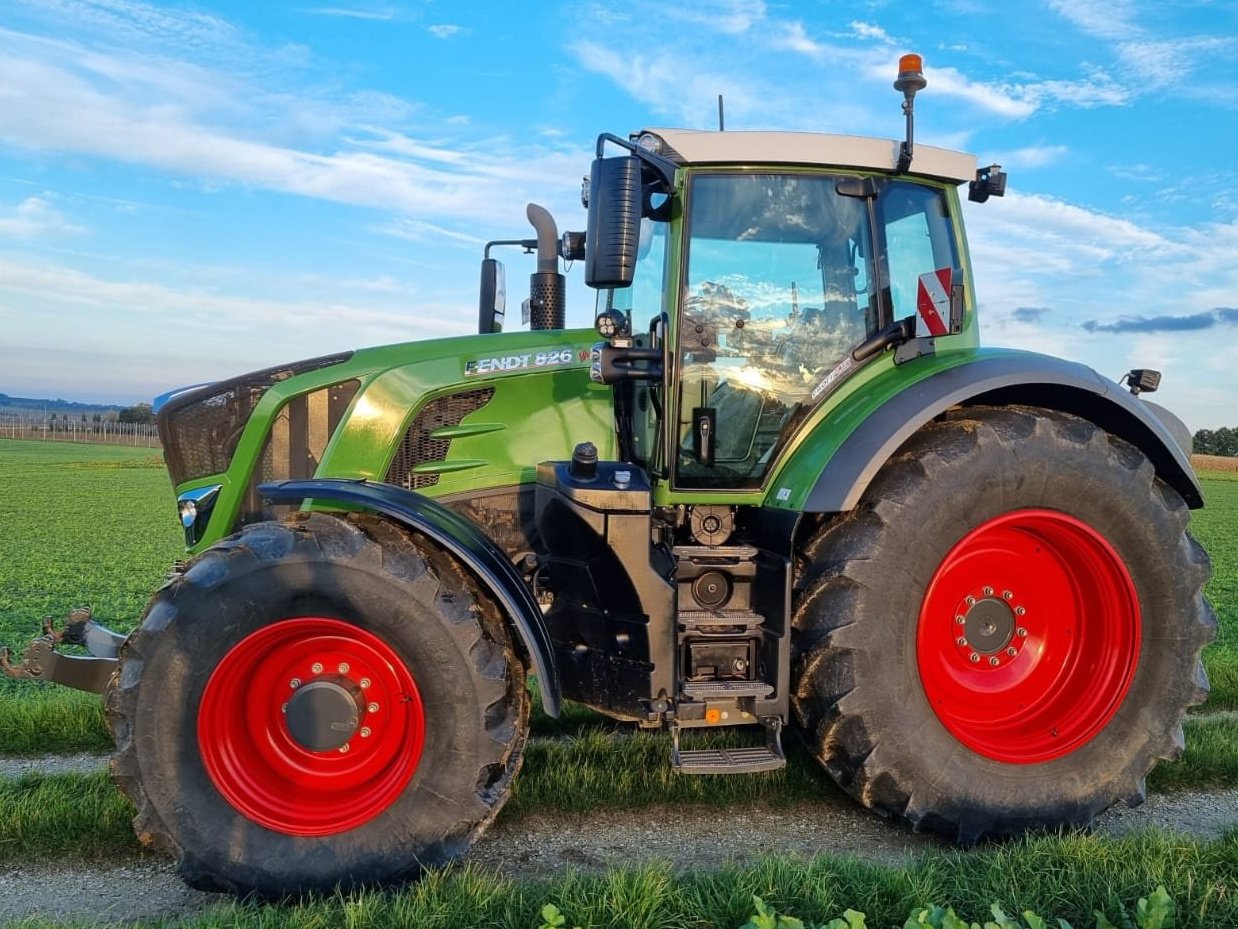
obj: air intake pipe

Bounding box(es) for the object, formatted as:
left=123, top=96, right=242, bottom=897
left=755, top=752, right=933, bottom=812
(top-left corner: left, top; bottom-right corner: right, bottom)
left=526, top=203, right=565, bottom=330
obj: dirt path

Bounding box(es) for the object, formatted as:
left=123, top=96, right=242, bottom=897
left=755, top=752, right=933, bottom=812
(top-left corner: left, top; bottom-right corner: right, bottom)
left=3, top=769, right=1237, bottom=925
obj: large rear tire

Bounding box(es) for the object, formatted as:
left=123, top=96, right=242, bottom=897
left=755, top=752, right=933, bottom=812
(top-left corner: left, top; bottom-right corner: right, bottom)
left=791, top=406, right=1215, bottom=843
left=106, top=512, right=528, bottom=896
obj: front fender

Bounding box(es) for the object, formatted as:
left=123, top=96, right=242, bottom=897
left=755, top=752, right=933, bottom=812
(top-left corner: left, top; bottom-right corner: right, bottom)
left=260, top=478, right=560, bottom=717
left=793, top=352, right=1202, bottom=513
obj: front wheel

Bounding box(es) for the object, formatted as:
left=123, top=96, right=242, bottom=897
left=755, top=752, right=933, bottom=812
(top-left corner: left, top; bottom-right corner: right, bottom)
left=106, top=512, right=528, bottom=896
left=792, top=406, right=1215, bottom=843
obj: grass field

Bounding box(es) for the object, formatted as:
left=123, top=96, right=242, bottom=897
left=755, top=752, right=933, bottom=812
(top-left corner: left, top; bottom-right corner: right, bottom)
left=1, top=438, right=1236, bottom=927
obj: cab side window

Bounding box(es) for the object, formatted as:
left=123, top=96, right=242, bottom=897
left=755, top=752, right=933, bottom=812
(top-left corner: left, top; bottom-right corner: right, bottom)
left=881, top=183, right=959, bottom=336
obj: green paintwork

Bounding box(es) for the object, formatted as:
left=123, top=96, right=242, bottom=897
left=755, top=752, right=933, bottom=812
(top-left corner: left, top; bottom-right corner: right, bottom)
left=182, top=328, right=616, bottom=552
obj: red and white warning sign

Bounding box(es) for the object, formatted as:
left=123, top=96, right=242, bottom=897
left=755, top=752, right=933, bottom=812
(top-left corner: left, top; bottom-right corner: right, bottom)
left=916, top=268, right=952, bottom=337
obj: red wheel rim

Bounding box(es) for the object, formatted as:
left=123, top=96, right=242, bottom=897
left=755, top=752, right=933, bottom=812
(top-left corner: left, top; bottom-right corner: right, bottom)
left=917, top=510, right=1139, bottom=764
left=198, top=617, right=425, bottom=836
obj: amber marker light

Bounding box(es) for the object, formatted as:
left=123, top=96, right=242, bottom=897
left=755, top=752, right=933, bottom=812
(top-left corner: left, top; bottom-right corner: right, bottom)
left=894, top=54, right=927, bottom=95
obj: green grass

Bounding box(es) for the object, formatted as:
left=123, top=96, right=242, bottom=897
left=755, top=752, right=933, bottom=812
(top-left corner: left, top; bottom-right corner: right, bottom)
left=9, top=833, right=1238, bottom=928
left=0, top=440, right=181, bottom=660
left=4, top=715, right=1236, bottom=869
left=1195, top=474, right=1238, bottom=710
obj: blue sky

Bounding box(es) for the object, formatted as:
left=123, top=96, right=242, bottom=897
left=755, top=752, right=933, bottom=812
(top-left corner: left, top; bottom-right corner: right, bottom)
left=0, top=0, right=1234, bottom=428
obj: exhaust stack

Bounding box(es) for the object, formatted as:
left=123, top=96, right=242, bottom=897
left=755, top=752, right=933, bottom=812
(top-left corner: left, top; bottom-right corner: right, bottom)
left=526, top=203, right=565, bottom=330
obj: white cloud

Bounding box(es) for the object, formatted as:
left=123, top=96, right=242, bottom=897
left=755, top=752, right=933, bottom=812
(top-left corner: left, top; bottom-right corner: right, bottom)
left=988, top=144, right=1069, bottom=170
left=0, top=196, right=84, bottom=237
left=16, top=0, right=239, bottom=49
left=662, top=0, right=768, bottom=35
left=427, top=23, right=462, bottom=39
left=1118, top=36, right=1234, bottom=90
left=849, top=21, right=890, bottom=42
left=923, top=66, right=1038, bottom=119
left=0, top=35, right=589, bottom=226
left=309, top=7, right=397, bottom=20
left=569, top=39, right=763, bottom=128
left=772, top=22, right=824, bottom=57
left=1046, top=0, right=1139, bottom=42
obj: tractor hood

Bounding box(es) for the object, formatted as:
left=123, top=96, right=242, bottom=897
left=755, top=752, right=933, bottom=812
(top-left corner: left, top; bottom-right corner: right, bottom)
left=158, top=327, right=614, bottom=552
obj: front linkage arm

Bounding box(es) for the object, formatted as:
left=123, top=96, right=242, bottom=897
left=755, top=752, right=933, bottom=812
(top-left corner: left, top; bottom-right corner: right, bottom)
left=0, top=607, right=125, bottom=693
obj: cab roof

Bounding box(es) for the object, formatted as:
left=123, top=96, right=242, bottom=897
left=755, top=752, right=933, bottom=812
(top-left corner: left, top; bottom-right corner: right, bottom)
left=642, top=129, right=977, bottom=184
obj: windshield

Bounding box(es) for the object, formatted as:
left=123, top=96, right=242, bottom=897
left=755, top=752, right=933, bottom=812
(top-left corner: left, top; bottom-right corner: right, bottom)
left=676, top=173, right=879, bottom=488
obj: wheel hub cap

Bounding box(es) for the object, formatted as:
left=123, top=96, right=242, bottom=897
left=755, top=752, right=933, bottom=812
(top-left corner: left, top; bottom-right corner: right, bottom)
left=284, top=677, right=364, bottom=752
left=962, top=597, right=1014, bottom=654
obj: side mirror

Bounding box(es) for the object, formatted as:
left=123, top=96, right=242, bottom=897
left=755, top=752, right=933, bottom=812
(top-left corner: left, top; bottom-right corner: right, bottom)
left=478, top=257, right=506, bottom=333
left=585, top=156, right=642, bottom=289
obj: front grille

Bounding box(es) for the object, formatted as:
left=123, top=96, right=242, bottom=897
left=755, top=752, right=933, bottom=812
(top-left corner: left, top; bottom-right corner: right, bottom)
left=240, top=380, right=360, bottom=526
left=386, top=388, right=494, bottom=490
left=158, top=352, right=352, bottom=486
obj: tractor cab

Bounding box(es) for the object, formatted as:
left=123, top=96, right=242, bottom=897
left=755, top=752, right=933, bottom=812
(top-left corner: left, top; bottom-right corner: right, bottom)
left=586, top=126, right=989, bottom=495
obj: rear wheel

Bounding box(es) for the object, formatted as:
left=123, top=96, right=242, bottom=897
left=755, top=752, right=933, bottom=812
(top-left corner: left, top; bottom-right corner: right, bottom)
left=792, top=406, right=1215, bottom=842
left=106, top=512, right=528, bottom=896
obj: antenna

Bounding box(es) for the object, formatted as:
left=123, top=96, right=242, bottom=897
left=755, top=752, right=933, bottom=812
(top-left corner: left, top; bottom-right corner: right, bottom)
left=718, top=95, right=725, bottom=132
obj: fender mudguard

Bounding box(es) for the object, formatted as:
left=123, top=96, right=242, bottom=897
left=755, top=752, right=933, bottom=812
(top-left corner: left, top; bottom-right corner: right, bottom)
left=802, top=353, right=1203, bottom=513
left=260, top=478, right=560, bottom=717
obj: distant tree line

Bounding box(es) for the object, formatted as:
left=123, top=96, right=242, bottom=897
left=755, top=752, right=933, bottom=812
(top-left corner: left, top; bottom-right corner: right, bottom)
left=1194, top=428, right=1238, bottom=457
left=117, top=402, right=155, bottom=424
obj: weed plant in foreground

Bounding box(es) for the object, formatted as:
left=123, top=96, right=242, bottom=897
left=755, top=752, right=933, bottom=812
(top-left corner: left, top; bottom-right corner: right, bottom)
left=8, top=833, right=1236, bottom=929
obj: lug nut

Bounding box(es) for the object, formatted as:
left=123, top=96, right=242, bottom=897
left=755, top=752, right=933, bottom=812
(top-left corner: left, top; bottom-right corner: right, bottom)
left=965, top=596, right=976, bottom=606
left=360, top=727, right=372, bottom=738
left=1017, top=627, right=1028, bottom=638
left=1015, top=606, right=1027, bottom=616
left=338, top=662, right=350, bottom=674
left=956, top=636, right=967, bottom=646
left=338, top=743, right=350, bottom=753
left=311, top=662, right=323, bottom=674
left=983, top=586, right=994, bottom=596
left=360, top=678, right=372, bottom=689
left=281, top=703, right=288, bottom=713
left=1007, top=647, right=1017, bottom=657
left=367, top=702, right=379, bottom=713
left=989, top=656, right=1000, bottom=667
left=969, top=653, right=980, bottom=663
left=1003, top=590, right=1013, bottom=600
left=289, top=678, right=301, bottom=689
left=955, top=615, right=966, bottom=625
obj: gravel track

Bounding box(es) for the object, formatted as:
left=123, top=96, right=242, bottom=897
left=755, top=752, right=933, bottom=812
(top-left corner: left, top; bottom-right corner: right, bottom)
left=3, top=748, right=1237, bottom=925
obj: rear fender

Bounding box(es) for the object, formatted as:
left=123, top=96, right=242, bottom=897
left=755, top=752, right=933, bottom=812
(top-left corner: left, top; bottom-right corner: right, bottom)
left=260, top=478, right=560, bottom=717
left=800, top=353, right=1202, bottom=513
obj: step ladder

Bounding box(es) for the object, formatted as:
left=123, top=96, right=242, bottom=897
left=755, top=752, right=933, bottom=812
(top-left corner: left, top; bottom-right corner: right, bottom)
left=671, top=716, right=785, bottom=775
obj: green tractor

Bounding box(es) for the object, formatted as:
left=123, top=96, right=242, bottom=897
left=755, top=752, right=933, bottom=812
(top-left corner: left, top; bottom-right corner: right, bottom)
left=3, top=57, right=1214, bottom=896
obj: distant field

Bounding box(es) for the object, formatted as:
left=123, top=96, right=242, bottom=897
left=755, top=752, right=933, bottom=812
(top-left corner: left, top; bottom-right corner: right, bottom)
left=1194, top=454, right=1238, bottom=472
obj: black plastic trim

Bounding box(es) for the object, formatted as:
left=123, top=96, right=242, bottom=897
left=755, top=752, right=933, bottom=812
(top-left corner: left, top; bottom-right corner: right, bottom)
left=157, top=351, right=354, bottom=421
left=803, top=354, right=1203, bottom=513
left=259, top=478, right=560, bottom=717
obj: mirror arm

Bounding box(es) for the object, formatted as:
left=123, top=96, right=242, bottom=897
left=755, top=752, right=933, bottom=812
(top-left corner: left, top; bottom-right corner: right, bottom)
left=852, top=316, right=916, bottom=362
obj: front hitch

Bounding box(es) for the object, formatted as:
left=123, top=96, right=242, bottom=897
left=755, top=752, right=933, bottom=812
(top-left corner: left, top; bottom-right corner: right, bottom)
left=0, top=607, right=126, bottom=694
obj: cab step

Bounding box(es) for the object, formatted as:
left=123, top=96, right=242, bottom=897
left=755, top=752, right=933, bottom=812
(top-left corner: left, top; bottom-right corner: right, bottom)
left=681, top=679, right=774, bottom=700
left=671, top=717, right=785, bottom=775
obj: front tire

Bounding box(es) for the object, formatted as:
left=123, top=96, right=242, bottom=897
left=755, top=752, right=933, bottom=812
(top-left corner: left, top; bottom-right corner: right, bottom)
left=792, top=406, right=1215, bottom=843
left=106, top=512, right=528, bottom=896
